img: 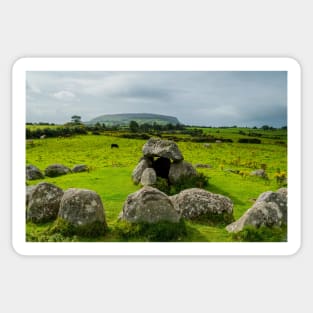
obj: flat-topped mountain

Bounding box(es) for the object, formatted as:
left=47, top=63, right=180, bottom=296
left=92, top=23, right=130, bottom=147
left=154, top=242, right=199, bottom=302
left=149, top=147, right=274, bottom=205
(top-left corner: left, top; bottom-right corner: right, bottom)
left=86, top=113, right=180, bottom=126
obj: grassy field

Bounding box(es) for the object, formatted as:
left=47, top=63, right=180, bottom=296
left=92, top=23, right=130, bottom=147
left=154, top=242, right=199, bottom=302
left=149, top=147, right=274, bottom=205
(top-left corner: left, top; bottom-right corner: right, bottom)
left=26, top=128, right=287, bottom=242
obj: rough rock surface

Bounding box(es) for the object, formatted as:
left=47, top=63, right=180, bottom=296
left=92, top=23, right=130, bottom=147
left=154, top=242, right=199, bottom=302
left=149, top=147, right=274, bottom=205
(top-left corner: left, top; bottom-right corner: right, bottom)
left=170, top=188, right=234, bottom=223
left=277, top=187, right=288, bottom=197
left=26, top=185, right=36, bottom=207
left=44, top=164, right=71, bottom=177
left=58, top=188, right=106, bottom=227
left=120, top=186, right=180, bottom=223
left=250, top=169, right=268, bottom=179
left=168, top=161, right=197, bottom=184
left=226, top=189, right=287, bottom=233
left=72, top=164, right=89, bottom=173
left=140, top=168, right=157, bottom=186
left=26, top=165, right=44, bottom=180
left=26, top=182, right=64, bottom=223
left=131, top=157, right=153, bottom=184
left=142, top=138, right=183, bottom=161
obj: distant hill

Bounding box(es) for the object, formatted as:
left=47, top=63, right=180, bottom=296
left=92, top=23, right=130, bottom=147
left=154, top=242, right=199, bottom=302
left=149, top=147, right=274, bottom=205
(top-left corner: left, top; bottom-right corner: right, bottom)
left=86, top=113, right=180, bottom=126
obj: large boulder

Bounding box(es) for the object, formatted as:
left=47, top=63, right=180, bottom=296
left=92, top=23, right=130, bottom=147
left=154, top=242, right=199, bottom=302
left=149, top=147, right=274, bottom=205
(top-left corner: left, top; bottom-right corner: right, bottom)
left=45, top=164, right=71, bottom=177
left=26, top=182, right=64, bottom=223
left=140, top=168, right=157, bottom=186
left=120, top=186, right=180, bottom=223
left=26, top=165, right=44, bottom=180
left=58, top=188, right=106, bottom=229
left=142, top=138, right=183, bottom=161
left=168, top=161, right=197, bottom=184
left=26, top=185, right=36, bottom=207
left=170, top=188, right=234, bottom=224
left=277, top=187, right=288, bottom=197
left=131, top=157, right=153, bottom=184
left=226, top=189, right=287, bottom=233
left=72, top=164, right=89, bottom=173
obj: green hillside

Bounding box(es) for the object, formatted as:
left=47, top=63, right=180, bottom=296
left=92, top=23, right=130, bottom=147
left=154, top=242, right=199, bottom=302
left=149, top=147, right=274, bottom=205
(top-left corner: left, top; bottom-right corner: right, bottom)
left=87, top=113, right=180, bottom=126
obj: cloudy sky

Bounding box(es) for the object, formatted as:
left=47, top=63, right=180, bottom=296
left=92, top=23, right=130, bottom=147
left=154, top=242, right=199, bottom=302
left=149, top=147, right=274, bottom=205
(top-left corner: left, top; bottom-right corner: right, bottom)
left=26, top=71, right=287, bottom=127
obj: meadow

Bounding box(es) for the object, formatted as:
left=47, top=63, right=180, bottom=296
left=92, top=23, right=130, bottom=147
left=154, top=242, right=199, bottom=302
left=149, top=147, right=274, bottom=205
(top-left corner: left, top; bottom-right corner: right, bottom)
left=26, top=127, right=287, bottom=242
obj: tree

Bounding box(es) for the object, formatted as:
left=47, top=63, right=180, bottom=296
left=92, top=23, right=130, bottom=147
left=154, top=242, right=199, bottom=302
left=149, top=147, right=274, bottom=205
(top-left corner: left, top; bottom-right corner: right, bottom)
left=129, top=120, right=139, bottom=132
left=71, top=115, right=81, bottom=124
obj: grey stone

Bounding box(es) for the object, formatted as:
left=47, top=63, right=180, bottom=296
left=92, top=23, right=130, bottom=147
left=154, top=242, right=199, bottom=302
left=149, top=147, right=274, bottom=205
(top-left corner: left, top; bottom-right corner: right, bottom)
left=131, top=157, right=153, bottom=184
left=168, top=161, right=197, bottom=184
left=26, top=185, right=36, bottom=207
left=170, top=188, right=234, bottom=223
left=226, top=189, right=287, bottom=233
left=194, top=163, right=212, bottom=169
left=250, top=169, right=268, bottom=179
left=277, top=187, right=288, bottom=198
left=140, top=168, right=157, bottom=186
left=142, top=138, right=183, bottom=161
left=120, top=186, right=180, bottom=223
left=72, top=164, right=89, bottom=173
left=44, top=164, right=71, bottom=177
left=26, top=165, right=44, bottom=180
left=59, top=188, right=106, bottom=227
left=26, top=182, right=64, bottom=223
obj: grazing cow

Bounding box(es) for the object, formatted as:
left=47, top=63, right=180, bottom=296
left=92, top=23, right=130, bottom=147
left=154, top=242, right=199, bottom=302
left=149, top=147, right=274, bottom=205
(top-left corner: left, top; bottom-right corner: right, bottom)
left=40, top=135, right=46, bottom=139
left=111, top=143, right=119, bottom=148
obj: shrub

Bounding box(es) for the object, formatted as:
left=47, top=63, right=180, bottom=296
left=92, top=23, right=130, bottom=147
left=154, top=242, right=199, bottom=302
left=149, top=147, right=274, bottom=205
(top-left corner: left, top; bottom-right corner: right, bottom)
left=169, top=173, right=209, bottom=195
left=114, top=219, right=187, bottom=242
left=153, top=177, right=170, bottom=194
left=153, top=173, right=209, bottom=196
left=238, top=138, right=261, bottom=144
left=48, top=218, right=106, bottom=237
left=231, top=225, right=287, bottom=242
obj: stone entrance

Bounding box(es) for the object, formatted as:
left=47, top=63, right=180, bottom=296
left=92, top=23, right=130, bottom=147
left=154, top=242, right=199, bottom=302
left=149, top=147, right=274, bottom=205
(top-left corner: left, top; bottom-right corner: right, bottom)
left=153, top=157, right=171, bottom=179
left=131, top=138, right=197, bottom=186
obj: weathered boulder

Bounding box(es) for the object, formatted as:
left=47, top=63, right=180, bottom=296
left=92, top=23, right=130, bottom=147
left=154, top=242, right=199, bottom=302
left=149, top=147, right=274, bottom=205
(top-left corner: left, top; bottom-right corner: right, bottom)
left=120, top=186, right=180, bottom=223
left=26, top=182, right=64, bottom=223
left=44, top=164, right=71, bottom=177
left=72, top=164, right=89, bottom=173
left=26, top=185, right=36, bottom=207
left=255, top=190, right=287, bottom=223
left=26, top=165, right=44, bottom=180
left=131, top=157, right=153, bottom=184
left=140, top=168, right=157, bottom=186
left=168, top=161, right=197, bottom=184
left=170, top=188, right=234, bottom=223
left=142, top=138, right=183, bottom=161
left=58, top=188, right=106, bottom=229
left=250, top=169, right=268, bottom=179
left=277, top=187, right=288, bottom=197
left=226, top=189, right=287, bottom=233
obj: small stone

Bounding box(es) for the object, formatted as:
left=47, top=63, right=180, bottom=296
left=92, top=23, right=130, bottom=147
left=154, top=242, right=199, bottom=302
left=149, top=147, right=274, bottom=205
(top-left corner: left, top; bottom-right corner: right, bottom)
left=45, top=164, right=71, bottom=177
left=72, top=164, right=89, bottom=173
left=140, top=168, right=157, bottom=186
left=26, top=165, right=44, bottom=180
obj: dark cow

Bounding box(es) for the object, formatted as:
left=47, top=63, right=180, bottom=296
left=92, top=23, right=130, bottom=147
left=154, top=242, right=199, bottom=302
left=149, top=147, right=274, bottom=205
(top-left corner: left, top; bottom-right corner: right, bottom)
left=111, top=143, right=119, bottom=148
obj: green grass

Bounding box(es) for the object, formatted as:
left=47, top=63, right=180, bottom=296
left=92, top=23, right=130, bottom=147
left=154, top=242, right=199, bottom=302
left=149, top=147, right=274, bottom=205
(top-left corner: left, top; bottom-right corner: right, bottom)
left=26, top=129, right=287, bottom=242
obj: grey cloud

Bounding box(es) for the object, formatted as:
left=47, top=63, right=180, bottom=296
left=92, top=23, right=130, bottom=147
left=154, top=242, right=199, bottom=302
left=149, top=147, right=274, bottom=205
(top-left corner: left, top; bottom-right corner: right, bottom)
left=26, top=71, right=287, bottom=127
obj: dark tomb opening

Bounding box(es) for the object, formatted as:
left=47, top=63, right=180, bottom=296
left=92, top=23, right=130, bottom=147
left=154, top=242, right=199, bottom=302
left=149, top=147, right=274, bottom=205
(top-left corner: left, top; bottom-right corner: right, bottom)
left=153, top=157, right=171, bottom=179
